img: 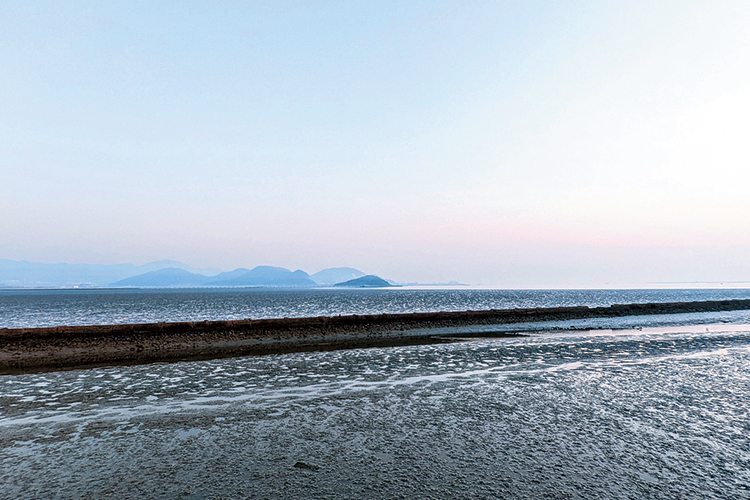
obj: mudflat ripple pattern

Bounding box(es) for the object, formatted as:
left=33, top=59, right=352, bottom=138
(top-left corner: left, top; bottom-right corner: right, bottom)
left=1, top=326, right=749, bottom=499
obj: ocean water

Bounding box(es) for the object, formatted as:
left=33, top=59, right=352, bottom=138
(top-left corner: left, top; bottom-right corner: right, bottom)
left=3, top=287, right=750, bottom=329
left=2, top=290, right=750, bottom=499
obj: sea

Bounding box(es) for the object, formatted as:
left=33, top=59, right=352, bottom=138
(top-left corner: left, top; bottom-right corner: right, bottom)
left=1, top=288, right=750, bottom=499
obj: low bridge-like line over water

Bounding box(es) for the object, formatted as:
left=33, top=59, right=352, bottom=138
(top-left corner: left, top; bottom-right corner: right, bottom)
left=2, top=298, right=750, bottom=374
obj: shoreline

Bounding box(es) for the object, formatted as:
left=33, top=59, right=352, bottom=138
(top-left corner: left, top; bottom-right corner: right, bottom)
left=2, top=299, right=750, bottom=374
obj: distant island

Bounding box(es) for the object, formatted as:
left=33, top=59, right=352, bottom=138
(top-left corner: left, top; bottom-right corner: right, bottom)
left=309, top=267, right=365, bottom=285
left=0, top=259, right=394, bottom=289
left=333, top=275, right=395, bottom=288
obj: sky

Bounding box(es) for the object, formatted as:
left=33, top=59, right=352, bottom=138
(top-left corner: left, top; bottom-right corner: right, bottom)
left=2, top=1, right=750, bottom=287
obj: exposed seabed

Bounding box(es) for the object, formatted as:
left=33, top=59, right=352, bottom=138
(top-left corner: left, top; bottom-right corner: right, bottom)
left=2, top=299, right=750, bottom=374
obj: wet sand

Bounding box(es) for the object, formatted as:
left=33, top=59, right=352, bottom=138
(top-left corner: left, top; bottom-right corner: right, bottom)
left=2, top=299, right=749, bottom=374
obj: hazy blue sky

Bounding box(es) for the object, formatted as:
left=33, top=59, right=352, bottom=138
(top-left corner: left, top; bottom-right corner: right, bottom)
left=2, top=1, right=749, bottom=286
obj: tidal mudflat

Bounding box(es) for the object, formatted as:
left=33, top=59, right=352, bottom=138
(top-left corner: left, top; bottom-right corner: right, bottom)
left=2, top=312, right=750, bottom=499
left=2, top=290, right=750, bottom=499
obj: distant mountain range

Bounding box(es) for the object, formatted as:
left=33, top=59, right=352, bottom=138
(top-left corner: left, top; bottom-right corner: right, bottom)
left=112, top=268, right=213, bottom=287
left=113, top=266, right=380, bottom=288
left=0, top=259, right=221, bottom=288
left=0, top=259, right=393, bottom=288
left=198, top=266, right=317, bottom=287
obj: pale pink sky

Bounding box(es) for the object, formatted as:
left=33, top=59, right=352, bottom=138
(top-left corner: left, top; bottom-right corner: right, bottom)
left=2, top=1, right=749, bottom=286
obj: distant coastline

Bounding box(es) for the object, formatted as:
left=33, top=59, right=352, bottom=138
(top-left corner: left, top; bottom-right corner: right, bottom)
left=0, top=259, right=398, bottom=289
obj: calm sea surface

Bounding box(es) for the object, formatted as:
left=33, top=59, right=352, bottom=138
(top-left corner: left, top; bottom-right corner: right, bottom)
left=2, top=289, right=750, bottom=499
left=3, top=287, right=750, bottom=329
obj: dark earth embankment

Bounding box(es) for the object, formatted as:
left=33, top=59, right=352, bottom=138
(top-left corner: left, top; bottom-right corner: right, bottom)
left=2, top=299, right=750, bottom=374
